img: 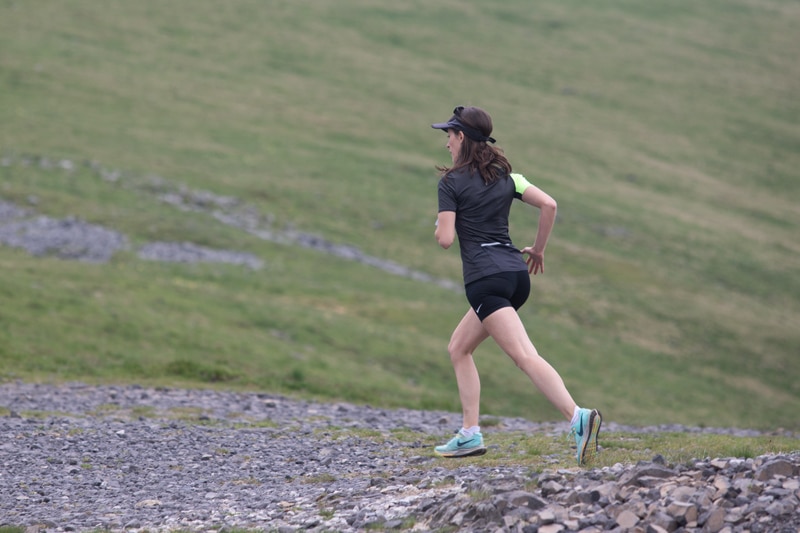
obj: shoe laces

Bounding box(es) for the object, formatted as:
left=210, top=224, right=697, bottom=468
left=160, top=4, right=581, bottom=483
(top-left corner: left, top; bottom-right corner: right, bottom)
left=567, top=427, right=578, bottom=448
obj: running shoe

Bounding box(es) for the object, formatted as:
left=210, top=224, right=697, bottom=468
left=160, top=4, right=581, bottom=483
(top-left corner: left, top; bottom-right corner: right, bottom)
left=569, top=408, right=602, bottom=466
left=434, top=429, right=487, bottom=458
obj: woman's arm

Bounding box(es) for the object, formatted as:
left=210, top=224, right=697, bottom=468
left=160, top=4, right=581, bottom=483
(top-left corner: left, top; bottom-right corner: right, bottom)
left=520, top=185, right=557, bottom=274
left=435, top=211, right=456, bottom=249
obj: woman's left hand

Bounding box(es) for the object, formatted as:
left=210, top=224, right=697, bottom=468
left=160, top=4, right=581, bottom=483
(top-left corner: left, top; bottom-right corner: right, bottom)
left=522, top=248, right=545, bottom=275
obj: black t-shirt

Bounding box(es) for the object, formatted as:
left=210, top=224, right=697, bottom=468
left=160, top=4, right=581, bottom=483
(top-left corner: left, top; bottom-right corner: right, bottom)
left=438, top=169, right=532, bottom=285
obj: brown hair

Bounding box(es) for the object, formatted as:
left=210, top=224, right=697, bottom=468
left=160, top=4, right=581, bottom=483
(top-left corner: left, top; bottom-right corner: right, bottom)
left=437, top=106, right=512, bottom=184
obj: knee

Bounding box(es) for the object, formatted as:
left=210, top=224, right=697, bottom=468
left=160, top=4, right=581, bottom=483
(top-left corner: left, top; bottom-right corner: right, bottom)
left=448, top=338, right=469, bottom=363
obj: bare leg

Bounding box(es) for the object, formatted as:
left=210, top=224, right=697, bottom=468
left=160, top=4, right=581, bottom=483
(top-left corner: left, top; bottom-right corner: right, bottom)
left=481, top=307, right=577, bottom=420
left=447, top=309, right=490, bottom=429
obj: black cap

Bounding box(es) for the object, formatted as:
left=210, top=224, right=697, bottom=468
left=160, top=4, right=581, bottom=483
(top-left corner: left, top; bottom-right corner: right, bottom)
left=431, top=106, right=496, bottom=143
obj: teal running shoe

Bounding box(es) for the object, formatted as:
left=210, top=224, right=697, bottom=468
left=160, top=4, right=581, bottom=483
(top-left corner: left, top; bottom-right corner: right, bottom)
left=570, top=408, right=602, bottom=466
left=434, top=429, right=487, bottom=458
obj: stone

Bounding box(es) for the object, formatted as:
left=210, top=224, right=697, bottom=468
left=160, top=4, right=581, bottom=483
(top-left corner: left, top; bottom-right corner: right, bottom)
left=710, top=459, right=730, bottom=470
left=620, top=466, right=676, bottom=487
left=615, top=509, right=640, bottom=529
left=713, top=476, right=730, bottom=493
left=667, top=501, right=698, bottom=524
left=669, top=485, right=696, bottom=502
left=540, top=480, right=565, bottom=496
left=647, top=512, right=678, bottom=532
left=506, top=490, right=547, bottom=510
left=765, top=499, right=796, bottom=517
left=783, top=478, right=800, bottom=490
left=134, top=499, right=162, bottom=508
left=755, top=459, right=795, bottom=481
left=700, top=506, right=725, bottom=533
left=538, top=524, right=565, bottom=533
left=538, top=509, right=557, bottom=524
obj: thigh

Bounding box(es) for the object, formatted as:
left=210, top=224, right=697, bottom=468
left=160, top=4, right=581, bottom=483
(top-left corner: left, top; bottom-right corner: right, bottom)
left=449, top=308, right=489, bottom=355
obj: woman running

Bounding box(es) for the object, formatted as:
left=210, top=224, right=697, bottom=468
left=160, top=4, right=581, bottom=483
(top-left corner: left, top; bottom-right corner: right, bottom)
left=431, top=105, right=601, bottom=465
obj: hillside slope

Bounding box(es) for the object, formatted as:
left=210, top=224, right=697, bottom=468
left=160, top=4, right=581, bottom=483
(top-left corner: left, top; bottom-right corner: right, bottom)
left=1, top=0, right=798, bottom=430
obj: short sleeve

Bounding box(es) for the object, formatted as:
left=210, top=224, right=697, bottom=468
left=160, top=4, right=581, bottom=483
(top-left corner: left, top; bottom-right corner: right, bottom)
left=438, top=177, right=458, bottom=212
left=510, top=173, right=533, bottom=199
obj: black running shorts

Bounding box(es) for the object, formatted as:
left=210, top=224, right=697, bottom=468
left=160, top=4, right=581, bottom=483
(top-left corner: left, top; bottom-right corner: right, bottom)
left=465, top=270, right=530, bottom=321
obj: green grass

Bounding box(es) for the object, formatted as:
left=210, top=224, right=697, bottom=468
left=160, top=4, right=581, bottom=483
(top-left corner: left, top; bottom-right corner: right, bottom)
left=1, top=0, right=799, bottom=433
left=419, top=431, right=800, bottom=471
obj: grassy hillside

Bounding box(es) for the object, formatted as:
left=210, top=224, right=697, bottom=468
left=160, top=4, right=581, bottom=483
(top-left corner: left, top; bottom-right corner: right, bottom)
left=1, top=0, right=798, bottom=431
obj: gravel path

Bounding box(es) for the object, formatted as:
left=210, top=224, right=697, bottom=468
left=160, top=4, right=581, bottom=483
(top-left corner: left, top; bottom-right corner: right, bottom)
left=0, top=381, right=548, bottom=532
left=2, top=382, right=798, bottom=532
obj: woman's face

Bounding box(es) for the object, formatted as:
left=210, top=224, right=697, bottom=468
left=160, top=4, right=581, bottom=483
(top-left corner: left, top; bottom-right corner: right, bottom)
left=446, top=129, right=464, bottom=163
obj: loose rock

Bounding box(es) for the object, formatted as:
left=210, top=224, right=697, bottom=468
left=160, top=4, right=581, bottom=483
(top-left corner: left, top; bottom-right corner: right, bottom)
left=0, top=382, right=798, bottom=532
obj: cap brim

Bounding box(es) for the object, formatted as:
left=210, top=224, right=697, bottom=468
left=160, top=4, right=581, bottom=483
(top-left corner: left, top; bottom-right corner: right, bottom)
left=431, top=122, right=451, bottom=130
